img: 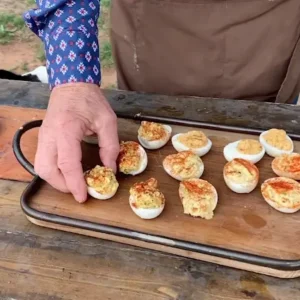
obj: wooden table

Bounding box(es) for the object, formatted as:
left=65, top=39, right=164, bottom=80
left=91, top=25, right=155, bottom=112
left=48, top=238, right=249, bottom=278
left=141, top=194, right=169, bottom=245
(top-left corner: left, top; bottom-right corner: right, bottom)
left=1, top=80, right=300, bottom=300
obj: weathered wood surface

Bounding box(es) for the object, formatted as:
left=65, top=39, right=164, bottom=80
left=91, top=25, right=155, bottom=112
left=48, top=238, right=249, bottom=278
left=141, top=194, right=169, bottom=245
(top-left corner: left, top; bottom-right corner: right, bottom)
left=1, top=179, right=300, bottom=300
left=0, top=106, right=45, bottom=182
left=1, top=79, right=300, bottom=299
left=0, top=79, right=299, bottom=134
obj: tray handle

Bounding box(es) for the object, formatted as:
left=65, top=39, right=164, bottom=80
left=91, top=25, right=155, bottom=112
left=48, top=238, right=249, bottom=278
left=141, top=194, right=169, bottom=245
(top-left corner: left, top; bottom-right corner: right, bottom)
left=12, top=120, right=43, bottom=176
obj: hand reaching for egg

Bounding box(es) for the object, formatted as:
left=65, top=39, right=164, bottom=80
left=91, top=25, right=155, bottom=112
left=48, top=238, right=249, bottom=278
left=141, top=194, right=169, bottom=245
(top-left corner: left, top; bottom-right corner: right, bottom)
left=34, top=83, right=119, bottom=203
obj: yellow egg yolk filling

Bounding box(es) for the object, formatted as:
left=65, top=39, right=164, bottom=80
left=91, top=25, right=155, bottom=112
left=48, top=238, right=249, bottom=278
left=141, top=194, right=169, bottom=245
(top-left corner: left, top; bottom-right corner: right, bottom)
left=224, top=159, right=258, bottom=184
left=118, top=141, right=141, bottom=174
left=138, top=121, right=168, bottom=141
left=178, top=131, right=208, bottom=148
left=237, top=139, right=262, bottom=155
left=262, top=179, right=300, bottom=208
left=264, top=129, right=292, bottom=151
left=130, top=178, right=165, bottom=209
left=85, top=165, right=119, bottom=195
left=179, top=180, right=216, bottom=220
left=277, top=154, right=300, bottom=173
left=164, top=151, right=202, bottom=178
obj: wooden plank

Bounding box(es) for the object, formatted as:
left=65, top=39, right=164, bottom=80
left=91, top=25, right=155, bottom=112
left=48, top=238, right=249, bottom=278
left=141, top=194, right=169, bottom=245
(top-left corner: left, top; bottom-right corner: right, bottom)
left=28, top=217, right=300, bottom=279
left=1, top=179, right=300, bottom=299
left=0, top=106, right=45, bottom=182
left=26, top=119, right=300, bottom=268
left=0, top=79, right=300, bottom=134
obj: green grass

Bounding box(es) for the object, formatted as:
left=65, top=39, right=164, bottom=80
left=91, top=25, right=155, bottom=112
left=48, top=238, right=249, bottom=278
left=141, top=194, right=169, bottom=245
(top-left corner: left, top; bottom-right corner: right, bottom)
left=21, top=62, right=29, bottom=72
left=106, top=83, right=117, bottom=89
left=98, top=16, right=105, bottom=30
left=100, top=40, right=114, bottom=68
left=98, top=1, right=114, bottom=69
left=101, top=0, right=111, bottom=8
left=0, top=13, right=25, bottom=44
left=98, top=0, right=110, bottom=30
left=26, top=0, right=36, bottom=6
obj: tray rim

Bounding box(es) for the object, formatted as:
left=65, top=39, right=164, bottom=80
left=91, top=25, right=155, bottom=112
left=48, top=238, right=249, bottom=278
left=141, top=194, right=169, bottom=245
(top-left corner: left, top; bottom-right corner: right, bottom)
left=14, top=117, right=300, bottom=272
left=21, top=176, right=300, bottom=271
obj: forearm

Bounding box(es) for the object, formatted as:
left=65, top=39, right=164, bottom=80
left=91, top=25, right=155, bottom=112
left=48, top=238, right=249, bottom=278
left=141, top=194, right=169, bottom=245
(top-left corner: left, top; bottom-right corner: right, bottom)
left=23, top=0, right=101, bottom=89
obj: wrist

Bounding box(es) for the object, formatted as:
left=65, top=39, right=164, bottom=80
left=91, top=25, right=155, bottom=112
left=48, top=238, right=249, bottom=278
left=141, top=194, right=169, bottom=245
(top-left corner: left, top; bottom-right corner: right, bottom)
left=53, top=82, right=100, bottom=91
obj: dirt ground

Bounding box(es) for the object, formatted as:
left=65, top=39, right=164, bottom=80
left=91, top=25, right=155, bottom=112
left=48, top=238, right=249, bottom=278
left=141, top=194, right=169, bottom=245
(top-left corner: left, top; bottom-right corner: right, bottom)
left=0, top=40, right=41, bottom=72
left=0, top=0, right=29, bottom=15
left=0, top=0, right=117, bottom=88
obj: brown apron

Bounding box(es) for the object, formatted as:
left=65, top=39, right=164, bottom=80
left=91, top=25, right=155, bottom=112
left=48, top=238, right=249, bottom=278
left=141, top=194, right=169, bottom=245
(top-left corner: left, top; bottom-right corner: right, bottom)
left=110, top=0, right=300, bottom=103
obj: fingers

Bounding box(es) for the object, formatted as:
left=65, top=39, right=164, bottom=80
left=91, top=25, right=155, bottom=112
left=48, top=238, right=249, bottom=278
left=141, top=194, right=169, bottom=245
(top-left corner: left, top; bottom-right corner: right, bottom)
left=56, top=127, right=87, bottom=203
left=34, top=127, right=69, bottom=193
left=34, top=83, right=120, bottom=204
left=96, top=114, right=120, bottom=173
left=36, top=123, right=87, bottom=203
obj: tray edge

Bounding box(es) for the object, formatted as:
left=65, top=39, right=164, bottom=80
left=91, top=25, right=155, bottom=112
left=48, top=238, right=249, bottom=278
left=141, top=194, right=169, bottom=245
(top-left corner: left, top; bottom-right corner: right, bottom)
left=21, top=177, right=300, bottom=273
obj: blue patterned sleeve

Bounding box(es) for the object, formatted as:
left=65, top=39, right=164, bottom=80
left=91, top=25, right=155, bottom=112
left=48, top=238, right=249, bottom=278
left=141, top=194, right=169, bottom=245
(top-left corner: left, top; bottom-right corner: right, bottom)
left=23, top=0, right=101, bottom=89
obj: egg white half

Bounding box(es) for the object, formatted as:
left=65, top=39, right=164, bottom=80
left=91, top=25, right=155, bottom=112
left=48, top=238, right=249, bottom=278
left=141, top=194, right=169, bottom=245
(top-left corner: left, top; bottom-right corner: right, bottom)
left=261, top=177, right=300, bottom=213
left=209, top=187, right=218, bottom=211
left=271, top=153, right=300, bottom=180
left=223, top=140, right=265, bottom=164
left=223, top=175, right=258, bottom=194
left=259, top=131, right=294, bottom=158
left=263, top=197, right=299, bottom=214
left=128, top=145, right=148, bottom=175
left=163, top=160, right=204, bottom=181
left=87, top=186, right=118, bottom=200
left=171, top=133, right=212, bottom=156
left=129, top=195, right=165, bottom=219
left=138, top=125, right=172, bottom=150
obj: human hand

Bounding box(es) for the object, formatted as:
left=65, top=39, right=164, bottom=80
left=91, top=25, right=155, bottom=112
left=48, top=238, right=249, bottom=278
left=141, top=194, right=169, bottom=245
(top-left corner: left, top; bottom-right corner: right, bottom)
left=34, top=83, right=119, bottom=203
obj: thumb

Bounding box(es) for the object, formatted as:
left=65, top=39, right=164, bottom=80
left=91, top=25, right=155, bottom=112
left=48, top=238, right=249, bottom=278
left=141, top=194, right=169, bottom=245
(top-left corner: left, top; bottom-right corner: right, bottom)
left=96, top=117, right=120, bottom=173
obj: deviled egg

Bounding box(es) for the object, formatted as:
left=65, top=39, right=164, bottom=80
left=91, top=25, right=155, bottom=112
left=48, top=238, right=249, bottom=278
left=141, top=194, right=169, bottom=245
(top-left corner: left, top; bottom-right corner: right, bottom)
left=118, top=141, right=148, bottom=175
left=223, top=158, right=259, bottom=193
left=129, top=178, right=165, bottom=219
left=172, top=130, right=212, bottom=156
left=223, top=139, right=265, bottom=164
left=271, top=153, right=300, bottom=180
left=137, top=121, right=172, bottom=150
left=179, top=178, right=218, bottom=220
left=163, top=151, right=204, bottom=181
left=261, top=177, right=300, bottom=213
left=84, top=165, right=119, bottom=200
left=259, top=129, right=293, bottom=158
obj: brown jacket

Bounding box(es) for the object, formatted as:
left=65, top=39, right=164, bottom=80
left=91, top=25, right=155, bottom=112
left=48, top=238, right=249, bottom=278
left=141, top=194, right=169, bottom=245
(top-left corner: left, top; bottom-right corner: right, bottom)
left=110, top=0, right=300, bottom=103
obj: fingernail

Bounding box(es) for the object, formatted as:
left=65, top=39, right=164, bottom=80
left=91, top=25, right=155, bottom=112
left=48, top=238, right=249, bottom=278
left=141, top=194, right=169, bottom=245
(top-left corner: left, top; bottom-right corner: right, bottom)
left=77, top=199, right=87, bottom=204
left=75, top=194, right=87, bottom=203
